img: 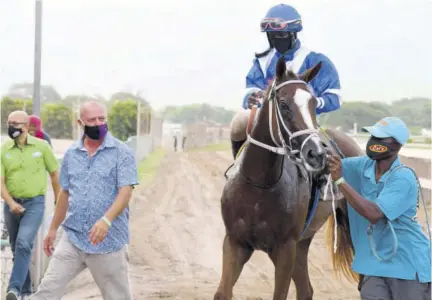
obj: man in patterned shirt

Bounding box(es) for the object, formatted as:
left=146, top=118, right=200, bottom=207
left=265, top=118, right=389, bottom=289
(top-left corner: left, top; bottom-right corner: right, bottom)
left=31, top=101, right=139, bottom=300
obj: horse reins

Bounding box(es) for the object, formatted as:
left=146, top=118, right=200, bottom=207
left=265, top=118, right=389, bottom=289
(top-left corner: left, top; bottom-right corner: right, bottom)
left=238, top=79, right=319, bottom=188
left=247, top=79, right=320, bottom=168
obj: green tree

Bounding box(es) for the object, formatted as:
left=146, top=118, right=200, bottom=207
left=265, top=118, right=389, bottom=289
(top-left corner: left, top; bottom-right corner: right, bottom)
left=41, top=103, right=73, bottom=139
left=319, top=97, right=431, bottom=132
left=108, top=99, right=138, bottom=141
left=320, top=101, right=392, bottom=131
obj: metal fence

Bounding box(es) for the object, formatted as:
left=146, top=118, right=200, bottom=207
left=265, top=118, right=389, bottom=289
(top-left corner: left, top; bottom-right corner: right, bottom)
left=347, top=133, right=432, bottom=144
left=125, top=105, right=164, bottom=162
left=180, top=121, right=230, bottom=150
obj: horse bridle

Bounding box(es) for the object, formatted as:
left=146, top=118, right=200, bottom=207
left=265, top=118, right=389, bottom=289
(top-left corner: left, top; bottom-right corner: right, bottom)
left=247, top=79, right=320, bottom=167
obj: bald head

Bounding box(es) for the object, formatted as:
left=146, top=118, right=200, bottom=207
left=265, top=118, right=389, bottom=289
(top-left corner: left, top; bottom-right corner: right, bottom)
left=8, top=110, right=29, bottom=124
left=79, top=100, right=107, bottom=126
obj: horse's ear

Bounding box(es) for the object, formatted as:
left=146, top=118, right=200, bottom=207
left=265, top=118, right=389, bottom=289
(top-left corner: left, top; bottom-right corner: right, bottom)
left=299, top=61, right=322, bottom=83
left=275, top=56, right=286, bottom=80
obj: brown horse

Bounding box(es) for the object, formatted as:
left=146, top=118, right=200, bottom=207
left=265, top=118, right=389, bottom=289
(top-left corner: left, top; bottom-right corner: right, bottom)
left=214, top=57, right=363, bottom=300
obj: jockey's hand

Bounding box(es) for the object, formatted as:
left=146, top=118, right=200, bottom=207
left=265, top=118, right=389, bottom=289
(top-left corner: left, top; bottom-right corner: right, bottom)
left=247, top=91, right=264, bottom=109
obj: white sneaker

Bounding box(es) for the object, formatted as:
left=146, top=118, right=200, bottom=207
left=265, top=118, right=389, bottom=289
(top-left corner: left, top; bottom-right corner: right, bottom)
left=6, top=290, right=20, bottom=300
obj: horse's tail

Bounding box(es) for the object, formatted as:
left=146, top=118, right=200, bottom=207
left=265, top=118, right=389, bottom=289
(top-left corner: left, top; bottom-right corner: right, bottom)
left=325, top=208, right=359, bottom=284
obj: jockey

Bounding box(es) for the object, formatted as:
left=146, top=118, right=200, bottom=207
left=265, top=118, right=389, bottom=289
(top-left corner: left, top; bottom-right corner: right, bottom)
left=231, top=3, right=342, bottom=159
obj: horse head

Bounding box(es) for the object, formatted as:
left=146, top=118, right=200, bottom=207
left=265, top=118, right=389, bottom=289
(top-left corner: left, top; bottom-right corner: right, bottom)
left=268, top=56, right=326, bottom=172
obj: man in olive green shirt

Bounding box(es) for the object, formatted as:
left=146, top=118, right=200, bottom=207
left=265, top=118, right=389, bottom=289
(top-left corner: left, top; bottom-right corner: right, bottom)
left=1, top=110, right=60, bottom=300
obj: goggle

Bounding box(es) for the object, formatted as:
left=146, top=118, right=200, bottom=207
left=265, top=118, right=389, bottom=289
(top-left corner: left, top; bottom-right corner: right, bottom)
left=260, top=18, right=301, bottom=31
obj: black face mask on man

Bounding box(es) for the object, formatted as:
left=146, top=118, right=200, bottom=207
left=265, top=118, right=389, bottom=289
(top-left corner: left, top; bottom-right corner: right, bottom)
left=366, top=136, right=398, bottom=160
left=81, top=121, right=109, bottom=141
left=267, top=32, right=297, bottom=54
left=8, top=126, right=23, bottom=140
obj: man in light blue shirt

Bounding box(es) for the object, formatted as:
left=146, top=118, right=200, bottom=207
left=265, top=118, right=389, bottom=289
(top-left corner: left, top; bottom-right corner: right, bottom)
left=328, top=117, right=431, bottom=300
left=31, top=101, right=139, bottom=300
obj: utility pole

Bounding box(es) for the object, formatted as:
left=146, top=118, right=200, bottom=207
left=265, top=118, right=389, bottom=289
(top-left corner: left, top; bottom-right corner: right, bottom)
left=32, top=0, right=43, bottom=116
left=31, top=1, right=43, bottom=290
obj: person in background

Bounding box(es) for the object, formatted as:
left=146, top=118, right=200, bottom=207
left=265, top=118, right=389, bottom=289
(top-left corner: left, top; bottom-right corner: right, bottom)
left=28, top=115, right=52, bottom=147
left=182, top=135, right=187, bottom=151
left=31, top=101, right=139, bottom=300
left=1, top=110, right=60, bottom=300
left=173, top=135, right=178, bottom=152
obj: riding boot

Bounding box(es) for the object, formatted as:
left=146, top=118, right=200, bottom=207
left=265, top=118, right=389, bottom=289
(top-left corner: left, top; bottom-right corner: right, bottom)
left=231, top=139, right=245, bottom=159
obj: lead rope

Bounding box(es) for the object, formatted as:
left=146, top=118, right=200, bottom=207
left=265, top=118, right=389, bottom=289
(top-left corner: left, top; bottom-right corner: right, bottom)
left=323, top=174, right=338, bottom=253
left=319, top=127, right=344, bottom=254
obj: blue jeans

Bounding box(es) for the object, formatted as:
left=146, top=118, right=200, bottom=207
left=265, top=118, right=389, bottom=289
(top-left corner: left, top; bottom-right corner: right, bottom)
left=3, top=195, right=45, bottom=294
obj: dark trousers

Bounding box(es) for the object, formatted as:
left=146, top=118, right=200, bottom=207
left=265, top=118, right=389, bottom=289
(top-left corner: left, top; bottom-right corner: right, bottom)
left=359, top=275, right=431, bottom=300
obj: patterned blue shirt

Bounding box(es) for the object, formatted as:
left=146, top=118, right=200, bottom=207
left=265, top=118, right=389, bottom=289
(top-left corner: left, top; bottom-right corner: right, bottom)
left=59, top=132, right=139, bottom=254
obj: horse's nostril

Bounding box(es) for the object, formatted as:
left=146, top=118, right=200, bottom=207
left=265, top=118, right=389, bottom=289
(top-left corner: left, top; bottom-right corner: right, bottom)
left=307, top=149, right=325, bottom=160
left=307, top=149, right=317, bottom=159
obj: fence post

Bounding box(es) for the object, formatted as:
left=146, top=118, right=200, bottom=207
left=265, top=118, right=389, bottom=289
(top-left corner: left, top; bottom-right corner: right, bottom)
left=136, top=101, right=141, bottom=160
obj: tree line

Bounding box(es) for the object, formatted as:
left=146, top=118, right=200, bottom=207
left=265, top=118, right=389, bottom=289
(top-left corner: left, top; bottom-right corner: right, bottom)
left=161, top=97, right=431, bottom=135
left=318, top=97, right=431, bottom=134
left=0, top=97, right=153, bottom=141
left=2, top=95, right=429, bottom=141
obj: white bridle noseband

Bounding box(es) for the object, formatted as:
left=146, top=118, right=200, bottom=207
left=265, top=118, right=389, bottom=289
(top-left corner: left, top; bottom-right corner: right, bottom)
left=247, top=80, right=320, bottom=165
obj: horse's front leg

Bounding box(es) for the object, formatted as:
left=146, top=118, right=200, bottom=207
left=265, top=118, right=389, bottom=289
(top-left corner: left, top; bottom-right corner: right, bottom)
left=214, top=234, right=253, bottom=300
left=268, top=239, right=297, bottom=300
left=292, top=237, right=314, bottom=300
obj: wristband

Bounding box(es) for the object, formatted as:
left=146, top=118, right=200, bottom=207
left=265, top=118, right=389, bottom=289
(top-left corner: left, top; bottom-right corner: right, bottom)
left=101, top=216, right=112, bottom=227
left=334, top=177, right=346, bottom=186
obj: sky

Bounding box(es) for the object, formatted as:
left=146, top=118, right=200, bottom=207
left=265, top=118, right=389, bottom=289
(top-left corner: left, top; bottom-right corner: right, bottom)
left=0, top=0, right=431, bottom=111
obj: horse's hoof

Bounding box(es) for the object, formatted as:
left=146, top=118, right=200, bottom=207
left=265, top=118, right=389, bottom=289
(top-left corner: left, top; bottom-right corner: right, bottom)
left=214, top=292, right=229, bottom=300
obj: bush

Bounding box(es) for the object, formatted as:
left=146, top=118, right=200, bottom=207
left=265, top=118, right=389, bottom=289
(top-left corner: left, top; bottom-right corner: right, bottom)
left=41, top=103, right=73, bottom=139
left=108, top=99, right=152, bottom=141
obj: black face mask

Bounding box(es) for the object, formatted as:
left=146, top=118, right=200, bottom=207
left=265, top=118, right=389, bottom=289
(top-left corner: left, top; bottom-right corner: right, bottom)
left=83, top=123, right=108, bottom=140
left=366, top=137, right=397, bottom=160
left=267, top=32, right=296, bottom=54
left=8, top=126, right=23, bottom=140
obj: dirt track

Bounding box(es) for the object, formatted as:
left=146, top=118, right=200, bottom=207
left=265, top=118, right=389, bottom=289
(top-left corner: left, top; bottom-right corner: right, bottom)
left=62, top=149, right=375, bottom=300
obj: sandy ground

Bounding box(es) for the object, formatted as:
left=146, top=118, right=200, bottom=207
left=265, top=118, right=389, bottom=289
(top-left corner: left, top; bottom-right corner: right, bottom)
left=56, top=149, right=430, bottom=300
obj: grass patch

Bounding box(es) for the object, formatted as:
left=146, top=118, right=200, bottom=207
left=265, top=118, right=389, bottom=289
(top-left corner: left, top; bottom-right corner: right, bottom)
left=188, top=141, right=231, bottom=152
left=138, top=147, right=166, bottom=187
